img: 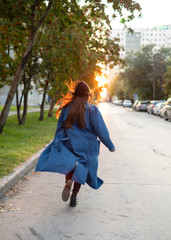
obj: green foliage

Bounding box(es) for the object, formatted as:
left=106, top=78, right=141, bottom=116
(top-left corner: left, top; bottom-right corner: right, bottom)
left=0, top=0, right=141, bottom=89
left=0, top=0, right=142, bottom=120
left=163, top=65, right=171, bottom=97
left=0, top=0, right=48, bottom=88
left=108, top=73, right=131, bottom=99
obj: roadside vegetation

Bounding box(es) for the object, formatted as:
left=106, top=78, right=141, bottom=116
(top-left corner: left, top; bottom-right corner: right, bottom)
left=108, top=45, right=171, bottom=100
left=0, top=110, right=57, bottom=178
left=0, top=0, right=141, bottom=133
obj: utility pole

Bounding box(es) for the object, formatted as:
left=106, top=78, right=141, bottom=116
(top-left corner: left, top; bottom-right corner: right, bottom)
left=153, top=54, right=156, bottom=100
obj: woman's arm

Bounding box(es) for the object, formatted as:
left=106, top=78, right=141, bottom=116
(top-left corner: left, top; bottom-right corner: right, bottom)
left=56, top=108, right=65, bottom=134
left=90, top=105, right=115, bottom=151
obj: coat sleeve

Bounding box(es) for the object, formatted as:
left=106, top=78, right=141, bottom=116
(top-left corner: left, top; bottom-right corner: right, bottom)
left=56, top=108, right=65, bottom=134
left=90, top=105, right=115, bottom=151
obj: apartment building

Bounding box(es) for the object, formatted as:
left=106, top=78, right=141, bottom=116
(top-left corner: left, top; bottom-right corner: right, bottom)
left=107, top=25, right=171, bottom=83
left=112, top=24, right=171, bottom=58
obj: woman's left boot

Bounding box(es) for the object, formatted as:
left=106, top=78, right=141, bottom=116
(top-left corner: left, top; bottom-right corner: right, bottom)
left=70, top=193, right=77, bottom=207
left=62, top=180, right=73, bottom=202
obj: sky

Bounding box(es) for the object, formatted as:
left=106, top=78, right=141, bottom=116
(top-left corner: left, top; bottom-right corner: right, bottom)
left=111, top=0, right=171, bottom=29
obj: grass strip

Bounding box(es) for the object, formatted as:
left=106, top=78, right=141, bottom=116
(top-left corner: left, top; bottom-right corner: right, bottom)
left=0, top=110, right=57, bottom=178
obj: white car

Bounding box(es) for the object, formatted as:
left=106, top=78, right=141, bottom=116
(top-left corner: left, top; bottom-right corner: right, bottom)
left=123, top=100, right=132, bottom=108
left=153, top=102, right=165, bottom=116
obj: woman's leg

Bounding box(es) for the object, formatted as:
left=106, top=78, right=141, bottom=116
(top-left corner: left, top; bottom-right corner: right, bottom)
left=65, top=169, right=74, bottom=182
left=62, top=170, right=74, bottom=202
left=72, top=182, right=81, bottom=194
left=63, top=169, right=82, bottom=206
left=70, top=182, right=81, bottom=207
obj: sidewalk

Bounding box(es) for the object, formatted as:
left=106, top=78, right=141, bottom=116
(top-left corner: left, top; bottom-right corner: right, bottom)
left=8, top=106, right=49, bottom=116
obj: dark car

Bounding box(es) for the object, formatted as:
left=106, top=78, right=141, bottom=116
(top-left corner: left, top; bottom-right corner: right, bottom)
left=136, top=100, right=150, bottom=112
left=147, top=100, right=161, bottom=114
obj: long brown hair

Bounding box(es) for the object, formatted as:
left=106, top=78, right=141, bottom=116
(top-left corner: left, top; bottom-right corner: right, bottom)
left=56, top=80, right=91, bottom=129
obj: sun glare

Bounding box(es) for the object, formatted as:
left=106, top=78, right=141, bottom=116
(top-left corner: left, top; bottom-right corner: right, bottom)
left=100, top=88, right=107, bottom=99
left=95, top=64, right=108, bottom=100
left=96, top=75, right=107, bottom=87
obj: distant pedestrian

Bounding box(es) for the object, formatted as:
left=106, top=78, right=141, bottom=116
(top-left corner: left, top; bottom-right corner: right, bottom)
left=35, top=80, right=115, bottom=207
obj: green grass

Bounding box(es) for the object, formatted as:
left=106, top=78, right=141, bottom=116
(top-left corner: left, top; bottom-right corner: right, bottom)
left=0, top=111, right=57, bottom=178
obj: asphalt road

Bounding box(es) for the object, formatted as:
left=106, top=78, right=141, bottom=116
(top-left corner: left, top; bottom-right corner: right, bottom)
left=0, top=103, right=171, bottom=240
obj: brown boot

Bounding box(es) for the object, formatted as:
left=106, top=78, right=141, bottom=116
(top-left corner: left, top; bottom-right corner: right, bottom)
left=62, top=180, right=73, bottom=202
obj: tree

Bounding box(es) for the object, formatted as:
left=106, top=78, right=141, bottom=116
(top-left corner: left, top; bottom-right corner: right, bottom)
left=0, top=0, right=53, bottom=133
left=163, top=65, right=171, bottom=97
left=42, top=0, right=142, bottom=107
left=0, top=0, right=141, bottom=132
left=16, top=49, right=41, bottom=124
left=152, top=48, right=171, bottom=99
left=108, top=74, right=129, bottom=100
left=110, top=45, right=171, bottom=100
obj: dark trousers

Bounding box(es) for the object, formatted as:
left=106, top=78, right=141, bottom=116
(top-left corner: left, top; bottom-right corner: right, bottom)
left=66, top=169, right=81, bottom=194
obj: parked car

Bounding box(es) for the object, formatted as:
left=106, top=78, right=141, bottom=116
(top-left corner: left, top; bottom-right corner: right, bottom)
left=123, top=100, right=132, bottom=108
left=161, top=98, right=171, bottom=121
left=116, top=100, right=123, bottom=106
left=132, top=100, right=139, bottom=111
left=136, top=100, right=150, bottom=112
left=160, top=102, right=167, bottom=119
left=147, top=100, right=161, bottom=114
left=153, top=102, right=165, bottom=116
left=113, top=99, right=123, bottom=106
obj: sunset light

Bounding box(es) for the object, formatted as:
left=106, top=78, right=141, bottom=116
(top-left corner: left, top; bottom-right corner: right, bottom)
left=100, top=87, right=107, bottom=99
left=96, top=75, right=107, bottom=88
left=95, top=64, right=108, bottom=100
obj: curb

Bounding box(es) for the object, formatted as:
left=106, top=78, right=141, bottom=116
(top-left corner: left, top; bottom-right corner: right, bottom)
left=0, top=142, right=51, bottom=199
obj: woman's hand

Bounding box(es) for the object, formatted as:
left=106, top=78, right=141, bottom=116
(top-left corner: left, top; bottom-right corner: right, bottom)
left=109, top=148, right=115, bottom=152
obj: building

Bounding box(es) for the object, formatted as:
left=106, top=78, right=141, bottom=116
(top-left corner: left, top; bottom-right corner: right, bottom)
left=0, top=48, right=46, bottom=107
left=112, top=24, right=171, bottom=59
left=125, top=31, right=141, bottom=55
left=108, top=25, right=171, bottom=83
left=0, top=83, right=47, bottom=107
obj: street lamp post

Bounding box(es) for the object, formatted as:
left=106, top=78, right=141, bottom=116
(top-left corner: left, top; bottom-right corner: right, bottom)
left=153, top=54, right=156, bottom=100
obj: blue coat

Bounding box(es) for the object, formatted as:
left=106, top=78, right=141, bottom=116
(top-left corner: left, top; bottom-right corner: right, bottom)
left=35, top=103, right=115, bottom=189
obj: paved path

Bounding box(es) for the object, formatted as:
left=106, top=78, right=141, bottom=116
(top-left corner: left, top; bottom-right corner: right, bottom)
left=0, top=103, right=171, bottom=240
left=6, top=107, right=50, bottom=116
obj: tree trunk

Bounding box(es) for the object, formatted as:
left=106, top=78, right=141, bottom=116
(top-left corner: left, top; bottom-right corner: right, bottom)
left=16, top=74, right=27, bottom=125
left=0, top=0, right=53, bottom=134
left=48, top=95, right=57, bottom=117
left=16, top=88, right=22, bottom=124
left=39, top=81, right=49, bottom=121
left=20, top=85, right=30, bottom=125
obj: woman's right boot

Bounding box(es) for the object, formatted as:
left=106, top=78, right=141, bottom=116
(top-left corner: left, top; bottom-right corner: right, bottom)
left=70, top=193, right=77, bottom=207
